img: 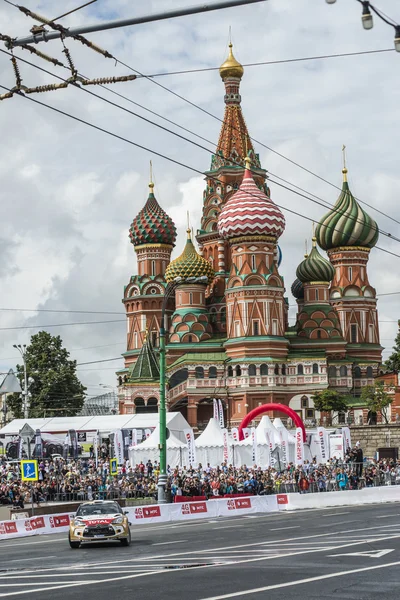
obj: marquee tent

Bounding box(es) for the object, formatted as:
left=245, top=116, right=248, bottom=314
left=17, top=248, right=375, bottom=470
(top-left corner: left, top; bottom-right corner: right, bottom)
left=129, top=426, right=188, bottom=467
left=195, top=418, right=228, bottom=466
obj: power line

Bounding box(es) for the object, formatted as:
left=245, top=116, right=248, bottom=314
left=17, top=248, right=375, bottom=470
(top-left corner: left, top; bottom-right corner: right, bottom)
left=0, top=319, right=125, bottom=331
left=0, top=342, right=125, bottom=362
left=76, top=357, right=123, bottom=366
left=0, top=307, right=124, bottom=315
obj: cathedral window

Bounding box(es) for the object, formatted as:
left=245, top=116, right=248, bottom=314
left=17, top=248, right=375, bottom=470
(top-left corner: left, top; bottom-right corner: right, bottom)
left=195, top=367, right=204, bottom=379
left=301, top=396, right=308, bottom=408
left=274, top=364, right=279, bottom=375
left=328, top=366, right=337, bottom=378
left=312, top=363, right=319, bottom=374
left=248, top=364, right=256, bottom=376
left=281, top=364, right=286, bottom=375
left=368, top=324, right=374, bottom=343
left=235, top=365, right=242, bottom=377
left=354, top=366, right=362, bottom=379
left=252, top=320, right=259, bottom=336
left=366, top=366, right=373, bottom=378
left=348, top=267, right=353, bottom=282
left=272, top=319, right=278, bottom=336
left=208, top=366, right=217, bottom=379
left=152, top=260, right=156, bottom=276
left=134, top=332, right=138, bottom=349
left=317, top=330, right=321, bottom=339
left=235, top=321, right=241, bottom=337
left=251, top=254, right=256, bottom=270
left=315, top=289, right=319, bottom=301
left=297, top=364, right=304, bottom=375
left=260, top=364, right=268, bottom=376
left=227, top=366, right=233, bottom=377
left=350, top=324, right=358, bottom=343
left=340, top=366, right=347, bottom=377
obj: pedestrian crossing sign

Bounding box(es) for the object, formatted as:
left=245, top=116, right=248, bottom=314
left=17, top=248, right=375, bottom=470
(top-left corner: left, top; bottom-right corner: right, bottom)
left=21, top=460, right=38, bottom=482
left=110, top=457, right=118, bottom=476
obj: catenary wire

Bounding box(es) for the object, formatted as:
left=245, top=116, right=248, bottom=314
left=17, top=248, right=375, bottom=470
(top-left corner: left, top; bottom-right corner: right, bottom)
left=0, top=319, right=125, bottom=331
left=0, top=50, right=398, bottom=249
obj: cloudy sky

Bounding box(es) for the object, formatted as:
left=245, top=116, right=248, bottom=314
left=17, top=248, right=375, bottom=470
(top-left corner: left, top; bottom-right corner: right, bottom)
left=0, top=0, right=399, bottom=400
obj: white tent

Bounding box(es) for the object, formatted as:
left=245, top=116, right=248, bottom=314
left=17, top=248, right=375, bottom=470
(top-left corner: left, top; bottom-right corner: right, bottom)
left=273, top=417, right=296, bottom=464
left=195, top=418, right=227, bottom=466
left=129, top=426, right=188, bottom=468
left=233, top=418, right=277, bottom=468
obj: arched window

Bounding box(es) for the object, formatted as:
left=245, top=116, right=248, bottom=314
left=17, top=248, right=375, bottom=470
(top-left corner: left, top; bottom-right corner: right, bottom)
left=354, top=366, right=362, bottom=379
left=328, top=366, right=337, bottom=378
left=146, top=397, right=158, bottom=413
left=340, top=365, right=347, bottom=377
left=260, top=364, right=268, bottom=376
left=248, top=364, right=256, bottom=376
left=235, top=365, right=242, bottom=377
left=366, top=366, right=373, bottom=378
left=297, top=364, right=304, bottom=375
left=227, top=366, right=233, bottom=377
left=251, top=254, right=256, bottom=270
left=134, top=397, right=145, bottom=407
left=312, top=363, right=319, bottom=374
left=195, top=366, right=204, bottom=379
left=151, top=260, right=156, bottom=276
left=208, top=366, right=217, bottom=379
left=282, top=364, right=286, bottom=375
left=274, top=364, right=279, bottom=375
left=169, top=368, right=188, bottom=389
left=220, top=307, right=226, bottom=323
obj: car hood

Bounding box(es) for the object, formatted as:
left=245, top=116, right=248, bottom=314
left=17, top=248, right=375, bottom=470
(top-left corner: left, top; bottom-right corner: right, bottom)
left=76, top=514, right=122, bottom=525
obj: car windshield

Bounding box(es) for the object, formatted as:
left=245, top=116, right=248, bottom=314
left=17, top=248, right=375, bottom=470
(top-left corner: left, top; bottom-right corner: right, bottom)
left=76, top=503, right=121, bottom=516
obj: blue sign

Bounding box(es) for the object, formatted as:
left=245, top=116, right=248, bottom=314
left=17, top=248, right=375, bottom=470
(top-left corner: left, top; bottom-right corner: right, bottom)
left=21, top=460, right=38, bottom=481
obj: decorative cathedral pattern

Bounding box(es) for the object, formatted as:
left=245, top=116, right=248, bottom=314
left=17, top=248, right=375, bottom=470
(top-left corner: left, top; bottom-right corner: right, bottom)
left=118, top=44, right=382, bottom=427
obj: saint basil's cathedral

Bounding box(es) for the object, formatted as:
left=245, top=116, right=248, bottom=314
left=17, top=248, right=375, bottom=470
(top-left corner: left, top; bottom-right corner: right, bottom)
left=117, top=44, right=382, bottom=429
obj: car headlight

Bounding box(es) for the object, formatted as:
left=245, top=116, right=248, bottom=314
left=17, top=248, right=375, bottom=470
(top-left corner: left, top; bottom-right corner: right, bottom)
left=112, top=516, right=124, bottom=524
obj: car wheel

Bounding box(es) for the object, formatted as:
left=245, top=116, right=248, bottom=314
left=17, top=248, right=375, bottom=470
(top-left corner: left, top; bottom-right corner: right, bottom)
left=69, top=534, right=80, bottom=549
left=120, top=530, right=131, bottom=547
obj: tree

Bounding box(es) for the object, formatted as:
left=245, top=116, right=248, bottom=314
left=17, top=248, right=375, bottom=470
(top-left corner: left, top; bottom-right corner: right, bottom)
left=385, top=321, right=400, bottom=372
left=360, top=381, right=394, bottom=424
left=7, top=331, right=86, bottom=418
left=312, top=390, right=349, bottom=418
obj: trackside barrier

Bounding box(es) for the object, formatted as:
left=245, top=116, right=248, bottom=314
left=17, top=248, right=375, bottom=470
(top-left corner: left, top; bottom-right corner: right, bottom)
left=1, top=486, right=399, bottom=541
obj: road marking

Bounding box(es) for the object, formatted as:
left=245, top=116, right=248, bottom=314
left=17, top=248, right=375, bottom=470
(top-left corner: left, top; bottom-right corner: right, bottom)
left=325, top=512, right=350, bottom=517
left=328, top=549, right=394, bottom=559
left=270, top=526, right=300, bottom=531
left=152, top=540, right=187, bottom=546
left=215, top=525, right=244, bottom=530
left=197, top=560, right=400, bottom=600
left=6, top=556, right=54, bottom=563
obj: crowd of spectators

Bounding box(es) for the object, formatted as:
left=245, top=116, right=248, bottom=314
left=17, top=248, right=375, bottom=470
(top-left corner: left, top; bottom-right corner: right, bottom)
left=1, top=445, right=400, bottom=508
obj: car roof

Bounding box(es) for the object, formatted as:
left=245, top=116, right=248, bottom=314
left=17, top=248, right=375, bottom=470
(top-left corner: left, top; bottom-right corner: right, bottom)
left=80, top=500, right=120, bottom=506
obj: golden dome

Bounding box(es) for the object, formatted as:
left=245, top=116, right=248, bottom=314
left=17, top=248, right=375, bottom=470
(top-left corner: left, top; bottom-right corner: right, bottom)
left=219, top=43, right=244, bottom=80
left=165, top=229, right=215, bottom=285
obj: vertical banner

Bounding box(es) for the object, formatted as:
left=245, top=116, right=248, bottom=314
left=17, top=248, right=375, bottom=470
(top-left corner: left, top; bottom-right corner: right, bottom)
left=144, top=428, right=151, bottom=439
left=243, top=428, right=251, bottom=439
left=218, top=399, right=225, bottom=428
left=330, top=434, right=344, bottom=460
left=34, top=430, right=43, bottom=460
left=63, top=433, right=70, bottom=460
left=69, top=429, right=78, bottom=460
left=121, top=429, right=130, bottom=460
left=113, top=429, right=125, bottom=466
left=317, top=426, right=328, bottom=463
left=342, top=427, right=352, bottom=453
left=264, top=430, right=272, bottom=467
left=222, top=428, right=229, bottom=462
left=295, top=427, right=304, bottom=465
left=93, top=431, right=98, bottom=468
left=184, top=429, right=196, bottom=465
left=18, top=436, right=24, bottom=460
left=231, top=427, right=239, bottom=442
left=279, top=428, right=288, bottom=468
left=213, top=398, right=219, bottom=421
left=131, top=429, right=138, bottom=448
left=251, top=427, right=257, bottom=464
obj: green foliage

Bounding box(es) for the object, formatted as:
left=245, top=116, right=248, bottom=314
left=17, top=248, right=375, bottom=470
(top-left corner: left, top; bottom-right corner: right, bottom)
left=360, top=381, right=394, bottom=424
left=385, top=322, right=400, bottom=372
left=7, top=331, right=86, bottom=418
left=312, top=389, right=348, bottom=414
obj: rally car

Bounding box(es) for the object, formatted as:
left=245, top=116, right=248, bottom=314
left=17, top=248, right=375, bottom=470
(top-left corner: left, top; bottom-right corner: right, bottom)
left=68, top=500, right=131, bottom=548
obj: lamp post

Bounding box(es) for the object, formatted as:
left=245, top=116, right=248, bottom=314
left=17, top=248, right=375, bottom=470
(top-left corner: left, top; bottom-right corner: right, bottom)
left=157, top=275, right=208, bottom=504
left=13, top=344, right=29, bottom=419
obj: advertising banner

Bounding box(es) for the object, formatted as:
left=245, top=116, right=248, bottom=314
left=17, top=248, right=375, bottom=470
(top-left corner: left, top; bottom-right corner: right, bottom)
left=295, top=427, right=304, bottom=465
left=265, top=430, right=272, bottom=467
left=63, top=433, right=70, bottom=460
left=243, top=428, right=251, bottom=439
left=251, top=427, right=257, bottom=464
left=231, top=427, right=239, bottom=443
left=93, top=432, right=98, bottom=468
left=317, top=427, right=328, bottom=462
left=122, top=429, right=130, bottom=460
left=18, top=436, right=24, bottom=460
left=342, top=427, right=352, bottom=453
left=218, top=399, right=225, bottom=428
left=113, top=429, right=125, bottom=466
left=184, top=429, right=196, bottom=466
left=34, top=429, right=43, bottom=460
left=222, top=428, right=229, bottom=462
left=279, top=428, right=289, bottom=468
left=330, top=434, right=344, bottom=460
left=213, top=398, right=219, bottom=421
left=131, top=429, right=138, bottom=448
left=69, top=429, right=79, bottom=460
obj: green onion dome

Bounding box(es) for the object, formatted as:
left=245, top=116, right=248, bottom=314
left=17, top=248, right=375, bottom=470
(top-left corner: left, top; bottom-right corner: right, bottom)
left=315, top=168, right=379, bottom=250
left=165, top=229, right=215, bottom=285
left=291, top=278, right=304, bottom=300
left=129, top=183, right=177, bottom=247
left=296, top=238, right=335, bottom=283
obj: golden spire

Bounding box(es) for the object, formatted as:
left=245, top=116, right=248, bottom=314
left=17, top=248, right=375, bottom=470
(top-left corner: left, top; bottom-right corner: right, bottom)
left=304, top=239, right=308, bottom=258
left=312, top=223, right=317, bottom=247
left=187, top=211, right=191, bottom=238
left=149, top=160, right=154, bottom=191
left=219, top=41, right=244, bottom=80
left=244, top=154, right=251, bottom=170
left=342, top=144, right=348, bottom=182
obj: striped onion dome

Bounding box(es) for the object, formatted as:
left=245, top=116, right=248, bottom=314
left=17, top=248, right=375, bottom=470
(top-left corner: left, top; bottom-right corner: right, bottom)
left=296, top=238, right=335, bottom=283
left=315, top=168, right=379, bottom=250
left=129, top=183, right=177, bottom=247
left=165, top=229, right=215, bottom=285
left=291, top=278, right=304, bottom=300
left=217, top=157, right=286, bottom=240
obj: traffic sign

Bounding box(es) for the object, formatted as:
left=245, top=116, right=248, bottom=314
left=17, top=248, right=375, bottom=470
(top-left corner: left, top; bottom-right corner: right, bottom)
left=19, top=423, right=35, bottom=439
left=109, top=457, right=118, bottom=476
left=20, top=460, right=38, bottom=481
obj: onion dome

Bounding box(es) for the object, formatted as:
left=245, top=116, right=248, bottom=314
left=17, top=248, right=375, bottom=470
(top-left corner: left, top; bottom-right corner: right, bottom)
left=165, top=229, right=215, bottom=285
left=296, top=238, right=335, bottom=283
left=315, top=167, right=379, bottom=250
left=217, top=156, right=286, bottom=240
left=291, top=278, right=304, bottom=300
left=129, top=183, right=177, bottom=247
left=219, top=42, right=244, bottom=80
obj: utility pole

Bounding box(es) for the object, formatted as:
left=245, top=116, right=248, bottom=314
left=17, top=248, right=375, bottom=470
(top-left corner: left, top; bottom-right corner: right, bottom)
left=13, top=344, right=29, bottom=419
left=6, top=0, right=267, bottom=48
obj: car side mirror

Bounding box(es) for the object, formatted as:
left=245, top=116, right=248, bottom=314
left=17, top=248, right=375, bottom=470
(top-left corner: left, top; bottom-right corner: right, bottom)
left=124, top=511, right=129, bottom=515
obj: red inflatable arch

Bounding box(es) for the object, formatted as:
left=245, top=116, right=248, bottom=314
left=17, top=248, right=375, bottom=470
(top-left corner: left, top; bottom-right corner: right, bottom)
left=238, top=403, right=306, bottom=441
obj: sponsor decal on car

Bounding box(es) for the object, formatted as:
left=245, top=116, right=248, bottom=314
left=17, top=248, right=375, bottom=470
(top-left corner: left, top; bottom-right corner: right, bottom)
left=81, top=518, right=114, bottom=525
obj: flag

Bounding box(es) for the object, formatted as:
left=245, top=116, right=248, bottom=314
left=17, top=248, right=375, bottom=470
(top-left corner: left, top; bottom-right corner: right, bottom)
left=317, top=426, right=328, bottom=462
left=184, top=428, right=196, bottom=465
left=264, top=430, right=272, bottom=467
left=279, top=428, right=289, bottom=467
left=113, top=429, right=125, bottom=466
left=251, top=427, right=257, bottom=464
left=243, top=428, right=251, bottom=439
left=231, top=427, right=239, bottom=442
left=131, top=429, right=138, bottom=447
left=271, top=446, right=282, bottom=471
left=222, top=428, right=229, bottom=462
left=34, top=429, right=43, bottom=459
left=93, top=431, right=98, bottom=468
left=18, top=436, right=24, bottom=459
left=69, top=429, right=79, bottom=460
left=213, top=398, right=219, bottom=421
left=63, top=433, right=70, bottom=459
left=122, top=429, right=130, bottom=460
left=295, top=427, right=304, bottom=465
left=218, top=399, right=224, bottom=428
left=342, top=427, right=352, bottom=453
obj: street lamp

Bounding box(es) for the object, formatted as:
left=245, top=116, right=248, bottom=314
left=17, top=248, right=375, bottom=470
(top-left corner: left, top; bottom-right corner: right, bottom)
left=13, top=344, right=30, bottom=419
left=157, top=275, right=208, bottom=504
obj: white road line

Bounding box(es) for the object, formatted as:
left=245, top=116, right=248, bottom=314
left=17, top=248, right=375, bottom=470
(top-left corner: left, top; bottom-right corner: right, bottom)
left=152, top=540, right=187, bottom=546
left=197, top=560, right=400, bottom=600
left=270, top=526, right=300, bottom=531
left=324, top=512, right=350, bottom=517
left=5, top=556, right=54, bottom=563
left=215, top=525, right=244, bottom=530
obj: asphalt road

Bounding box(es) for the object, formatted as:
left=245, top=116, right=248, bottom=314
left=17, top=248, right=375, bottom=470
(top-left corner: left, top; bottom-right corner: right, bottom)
left=1, top=501, right=400, bottom=599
